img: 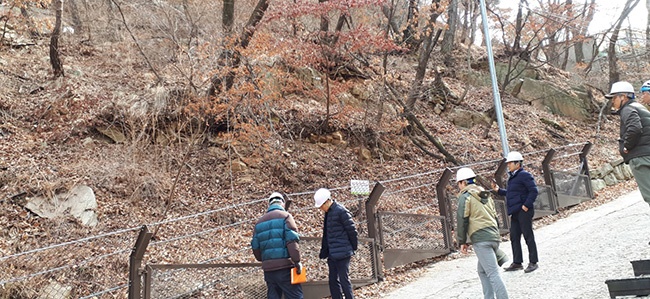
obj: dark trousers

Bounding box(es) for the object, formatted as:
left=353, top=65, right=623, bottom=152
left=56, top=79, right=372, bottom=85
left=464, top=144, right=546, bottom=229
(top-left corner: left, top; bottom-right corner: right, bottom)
left=510, top=209, right=538, bottom=264
left=327, top=257, right=354, bottom=299
left=263, top=268, right=303, bottom=299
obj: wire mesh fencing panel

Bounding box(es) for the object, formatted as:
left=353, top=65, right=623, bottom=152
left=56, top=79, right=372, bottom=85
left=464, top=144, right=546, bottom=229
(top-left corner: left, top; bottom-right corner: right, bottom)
left=0, top=226, right=141, bottom=298
left=377, top=212, right=450, bottom=269
left=145, top=264, right=266, bottom=299
left=290, top=237, right=378, bottom=283
left=549, top=142, right=594, bottom=208
left=143, top=237, right=378, bottom=299
left=534, top=185, right=559, bottom=218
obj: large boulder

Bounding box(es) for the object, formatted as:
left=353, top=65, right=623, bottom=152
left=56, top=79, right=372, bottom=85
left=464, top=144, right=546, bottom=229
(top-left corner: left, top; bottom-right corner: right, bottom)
left=516, top=78, right=592, bottom=121
left=449, top=107, right=490, bottom=129
left=26, top=185, right=98, bottom=227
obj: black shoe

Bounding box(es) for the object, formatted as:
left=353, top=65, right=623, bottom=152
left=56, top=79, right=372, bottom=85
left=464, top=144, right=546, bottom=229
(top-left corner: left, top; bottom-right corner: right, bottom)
left=524, top=263, right=538, bottom=273
left=504, top=263, right=523, bottom=271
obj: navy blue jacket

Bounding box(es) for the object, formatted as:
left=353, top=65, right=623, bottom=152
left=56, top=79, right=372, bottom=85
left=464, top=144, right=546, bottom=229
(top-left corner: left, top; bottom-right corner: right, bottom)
left=497, top=168, right=538, bottom=215
left=251, top=204, right=301, bottom=271
left=319, top=202, right=358, bottom=261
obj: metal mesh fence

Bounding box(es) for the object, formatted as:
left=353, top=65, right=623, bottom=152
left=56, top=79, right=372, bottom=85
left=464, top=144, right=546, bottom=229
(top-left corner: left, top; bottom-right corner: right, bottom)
left=0, top=226, right=140, bottom=298
left=144, top=237, right=378, bottom=298
left=553, top=171, right=590, bottom=198
left=146, top=264, right=266, bottom=299
left=377, top=212, right=448, bottom=251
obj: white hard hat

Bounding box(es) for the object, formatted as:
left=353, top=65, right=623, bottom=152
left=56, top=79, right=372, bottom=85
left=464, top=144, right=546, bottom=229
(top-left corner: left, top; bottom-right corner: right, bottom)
left=455, top=167, right=477, bottom=182
left=605, top=81, right=635, bottom=98
left=314, top=188, right=331, bottom=207
left=641, top=80, right=650, bottom=92
left=268, top=192, right=284, bottom=204
left=505, top=151, right=524, bottom=163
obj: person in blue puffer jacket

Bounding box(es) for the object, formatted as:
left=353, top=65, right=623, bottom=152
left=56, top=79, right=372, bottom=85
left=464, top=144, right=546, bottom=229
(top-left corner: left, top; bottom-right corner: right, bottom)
left=251, top=192, right=303, bottom=299
left=493, top=151, right=539, bottom=274
left=314, top=188, right=358, bottom=299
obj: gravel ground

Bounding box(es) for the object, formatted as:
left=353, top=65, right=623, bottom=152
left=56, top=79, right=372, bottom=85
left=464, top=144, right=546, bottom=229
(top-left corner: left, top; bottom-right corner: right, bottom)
left=382, top=189, right=650, bottom=299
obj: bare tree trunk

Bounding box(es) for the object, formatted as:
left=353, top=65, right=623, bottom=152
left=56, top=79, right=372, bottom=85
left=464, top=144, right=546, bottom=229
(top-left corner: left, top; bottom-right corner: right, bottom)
left=208, top=0, right=269, bottom=96
left=67, top=0, right=83, bottom=33
left=441, top=0, right=458, bottom=67
left=405, top=7, right=443, bottom=111
left=607, top=0, right=640, bottom=85
left=647, top=0, right=650, bottom=55
left=470, top=3, right=478, bottom=46
left=50, top=0, right=65, bottom=78
left=319, top=0, right=329, bottom=32
left=459, top=0, right=469, bottom=44
left=572, top=0, right=596, bottom=64
left=381, top=4, right=399, bottom=36
left=403, top=0, right=419, bottom=51
left=223, top=0, right=234, bottom=34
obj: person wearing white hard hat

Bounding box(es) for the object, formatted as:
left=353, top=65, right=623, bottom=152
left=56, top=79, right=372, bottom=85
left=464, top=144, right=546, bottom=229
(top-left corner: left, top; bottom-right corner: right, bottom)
left=639, top=80, right=650, bottom=106
left=607, top=81, right=650, bottom=208
left=456, top=167, right=509, bottom=299
left=251, top=192, right=304, bottom=299
left=314, top=188, right=358, bottom=299
left=492, top=151, right=539, bottom=273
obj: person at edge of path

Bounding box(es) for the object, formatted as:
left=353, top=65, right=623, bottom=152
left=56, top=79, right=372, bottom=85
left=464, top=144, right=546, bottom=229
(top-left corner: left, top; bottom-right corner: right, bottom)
left=251, top=192, right=303, bottom=299
left=639, top=80, right=650, bottom=107
left=607, top=81, right=650, bottom=208
left=492, top=151, right=540, bottom=273
left=314, top=188, right=358, bottom=299
left=456, top=167, right=509, bottom=299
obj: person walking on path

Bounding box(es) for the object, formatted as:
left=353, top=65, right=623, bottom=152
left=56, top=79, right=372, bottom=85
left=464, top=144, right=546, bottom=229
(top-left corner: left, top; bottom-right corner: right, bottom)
left=456, top=167, right=509, bottom=299
left=251, top=192, right=303, bottom=299
left=607, top=81, right=650, bottom=206
left=315, top=188, right=358, bottom=299
left=492, top=151, right=539, bottom=273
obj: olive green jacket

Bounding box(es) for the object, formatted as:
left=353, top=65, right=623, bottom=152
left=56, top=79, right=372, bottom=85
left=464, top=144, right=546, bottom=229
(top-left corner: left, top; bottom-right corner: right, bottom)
left=456, top=184, right=500, bottom=245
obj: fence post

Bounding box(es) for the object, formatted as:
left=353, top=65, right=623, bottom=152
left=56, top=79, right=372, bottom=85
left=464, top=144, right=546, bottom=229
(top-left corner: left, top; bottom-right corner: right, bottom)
left=494, top=158, right=507, bottom=187
left=541, top=148, right=557, bottom=188
left=579, top=142, right=594, bottom=198
left=436, top=169, right=454, bottom=250
left=129, top=225, right=153, bottom=299
left=365, top=182, right=385, bottom=281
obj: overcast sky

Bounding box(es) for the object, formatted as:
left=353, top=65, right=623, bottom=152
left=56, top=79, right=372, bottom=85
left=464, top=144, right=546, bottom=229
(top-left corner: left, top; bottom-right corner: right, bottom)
left=497, top=0, right=648, bottom=35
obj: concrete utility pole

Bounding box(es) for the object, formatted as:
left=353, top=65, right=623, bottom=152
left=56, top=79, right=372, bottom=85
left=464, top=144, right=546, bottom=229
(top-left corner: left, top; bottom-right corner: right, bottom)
left=479, top=0, right=509, bottom=157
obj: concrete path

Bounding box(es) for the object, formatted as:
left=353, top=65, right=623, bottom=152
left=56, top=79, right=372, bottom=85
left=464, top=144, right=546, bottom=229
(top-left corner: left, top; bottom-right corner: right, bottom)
left=383, top=190, right=650, bottom=299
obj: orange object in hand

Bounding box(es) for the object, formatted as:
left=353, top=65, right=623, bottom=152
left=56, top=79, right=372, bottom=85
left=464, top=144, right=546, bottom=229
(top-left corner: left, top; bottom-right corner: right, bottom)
left=291, top=266, right=307, bottom=284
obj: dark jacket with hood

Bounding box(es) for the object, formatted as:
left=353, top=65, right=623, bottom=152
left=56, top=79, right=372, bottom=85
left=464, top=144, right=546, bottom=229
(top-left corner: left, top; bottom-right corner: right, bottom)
left=497, top=167, right=538, bottom=215
left=617, top=100, right=650, bottom=163
left=319, top=201, right=358, bottom=261
left=251, top=203, right=301, bottom=272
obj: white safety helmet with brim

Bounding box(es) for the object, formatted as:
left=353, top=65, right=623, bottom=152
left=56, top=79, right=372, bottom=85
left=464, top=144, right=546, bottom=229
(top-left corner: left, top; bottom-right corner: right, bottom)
left=314, top=188, right=331, bottom=207
left=505, top=151, right=524, bottom=163
left=456, top=167, right=477, bottom=182
left=268, top=192, right=285, bottom=204
left=605, top=81, right=635, bottom=98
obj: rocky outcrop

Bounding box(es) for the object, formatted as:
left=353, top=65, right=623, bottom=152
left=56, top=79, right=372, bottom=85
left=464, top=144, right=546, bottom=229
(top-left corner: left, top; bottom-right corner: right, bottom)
left=516, top=78, right=592, bottom=121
